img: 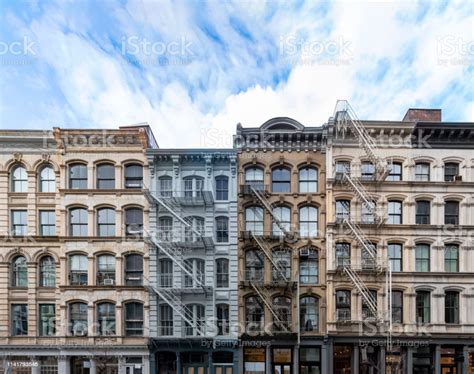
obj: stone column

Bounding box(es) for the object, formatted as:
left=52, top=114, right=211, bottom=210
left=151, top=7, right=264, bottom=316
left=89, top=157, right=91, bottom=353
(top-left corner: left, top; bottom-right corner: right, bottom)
left=353, top=345, right=359, bottom=374
left=58, top=356, right=70, bottom=374
left=90, top=358, right=97, bottom=374
left=463, top=346, right=469, bottom=374
left=434, top=345, right=441, bottom=374
left=143, top=355, right=150, bottom=374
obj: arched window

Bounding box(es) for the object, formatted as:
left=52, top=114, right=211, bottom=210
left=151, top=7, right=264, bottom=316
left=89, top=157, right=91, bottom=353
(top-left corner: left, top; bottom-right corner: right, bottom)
left=245, top=250, right=264, bottom=281
left=97, top=208, right=116, bottom=237
left=124, top=164, right=143, bottom=189
left=299, top=206, right=318, bottom=237
left=272, top=250, right=291, bottom=281
left=184, top=259, right=205, bottom=288
left=69, top=208, right=88, bottom=236
left=183, top=176, right=204, bottom=197
left=11, top=166, right=27, bottom=192
left=300, top=296, right=319, bottom=332
left=39, top=256, right=55, bottom=287
left=69, top=163, right=87, bottom=189
left=124, top=254, right=143, bottom=286
left=69, top=254, right=88, bottom=286
left=245, top=296, right=264, bottom=333
left=184, top=304, right=205, bottom=336
left=12, top=256, right=27, bottom=287
left=336, top=290, right=351, bottom=321
left=272, top=206, right=291, bottom=236
left=184, top=216, right=204, bottom=242
left=159, top=176, right=173, bottom=197
left=96, top=164, right=115, bottom=189
left=39, top=166, right=55, bottom=192
left=215, top=176, right=229, bottom=200
left=97, top=255, right=115, bottom=285
left=273, top=296, right=291, bottom=331
left=97, top=302, right=116, bottom=335
left=158, top=216, right=173, bottom=241
left=216, top=258, right=229, bottom=288
left=124, top=302, right=144, bottom=336
left=245, top=206, right=264, bottom=235
left=245, top=167, right=264, bottom=185
left=124, top=207, right=143, bottom=236
left=215, top=216, right=229, bottom=243
left=272, top=167, right=291, bottom=193
left=69, top=302, right=88, bottom=336
left=299, top=249, right=318, bottom=284
left=299, top=167, right=318, bottom=193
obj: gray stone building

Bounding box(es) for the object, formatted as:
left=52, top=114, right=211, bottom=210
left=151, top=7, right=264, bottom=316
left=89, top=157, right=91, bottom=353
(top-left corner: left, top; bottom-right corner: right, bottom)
left=146, top=149, right=239, bottom=374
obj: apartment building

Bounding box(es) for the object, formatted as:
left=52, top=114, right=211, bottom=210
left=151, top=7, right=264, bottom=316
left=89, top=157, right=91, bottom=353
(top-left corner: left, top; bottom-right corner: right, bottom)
left=235, top=118, right=327, bottom=374
left=325, top=102, right=474, bottom=373
left=0, top=126, right=157, bottom=374
left=146, top=149, right=239, bottom=374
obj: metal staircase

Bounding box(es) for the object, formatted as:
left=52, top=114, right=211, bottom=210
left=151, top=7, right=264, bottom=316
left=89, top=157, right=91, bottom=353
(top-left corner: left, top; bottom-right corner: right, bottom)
left=333, top=100, right=392, bottom=338
left=252, top=233, right=289, bottom=282
left=249, top=186, right=294, bottom=238
left=250, top=282, right=286, bottom=329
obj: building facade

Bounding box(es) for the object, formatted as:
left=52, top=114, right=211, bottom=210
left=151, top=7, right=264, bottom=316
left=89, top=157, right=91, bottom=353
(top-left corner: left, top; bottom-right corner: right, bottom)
left=0, top=126, right=157, bottom=374
left=235, top=118, right=328, bottom=374
left=146, top=149, right=239, bottom=374
left=325, top=102, right=474, bottom=373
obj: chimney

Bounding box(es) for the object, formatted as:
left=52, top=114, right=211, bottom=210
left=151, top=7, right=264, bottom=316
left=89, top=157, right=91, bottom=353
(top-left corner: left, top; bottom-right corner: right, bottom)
left=403, top=108, right=442, bottom=122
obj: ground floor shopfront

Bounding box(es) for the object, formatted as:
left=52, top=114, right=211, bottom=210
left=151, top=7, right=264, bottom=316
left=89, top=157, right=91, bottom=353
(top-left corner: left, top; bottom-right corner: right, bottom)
left=326, top=337, right=474, bottom=374
left=149, top=339, right=239, bottom=374
left=0, top=346, right=149, bottom=374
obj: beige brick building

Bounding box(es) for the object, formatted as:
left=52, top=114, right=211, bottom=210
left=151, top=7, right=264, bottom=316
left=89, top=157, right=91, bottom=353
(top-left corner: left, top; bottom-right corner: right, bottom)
left=0, top=126, right=157, bottom=374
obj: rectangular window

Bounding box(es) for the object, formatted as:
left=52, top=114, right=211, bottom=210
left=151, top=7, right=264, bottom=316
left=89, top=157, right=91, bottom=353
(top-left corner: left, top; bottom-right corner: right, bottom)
left=388, top=201, right=402, bottom=224
left=444, top=201, right=459, bottom=225
left=444, top=245, right=459, bottom=272
left=216, top=217, right=229, bottom=243
left=415, top=244, right=430, bottom=272
left=11, top=304, right=28, bottom=336
left=217, top=304, right=230, bottom=335
left=416, top=291, right=430, bottom=324
left=216, top=259, right=229, bottom=288
left=125, top=255, right=143, bottom=286
left=335, top=200, right=350, bottom=220
left=387, top=163, right=402, bottom=181
left=39, top=210, right=56, bottom=236
left=160, top=305, right=173, bottom=336
left=300, top=347, right=321, bottom=374
left=215, top=177, right=229, bottom=200
left=124, top=165, right=143, bottom=189
left=125, top=304, right=144, bottom=336
left=159, top=177, right=173, bottom=197
left=11, top=210, right=27, bottom=236
left=39, top=304, right=55, bottom=336
left=335, top=243, right=351, bottom=267
left=362, top=290, right=377, bottom=320
left=96, top=164, right=115, bottom=189
left=69, top=164, right=87, bottom=189
left=445, top=292, right=459, bottom=324
left=444, top=163, right=459, bottom=181
left=335, top=161, right=350, bottom=175
left=388, top=244, right=402, bottom=272
left=416, top=201, right=430, bottom=224
left=415, top=163, right=430, bottom=181
left=244, top=348, right=265, bottom=374
left=391, top=291, right=403, bottom=323
left=361, top=162, right=375, bottom=181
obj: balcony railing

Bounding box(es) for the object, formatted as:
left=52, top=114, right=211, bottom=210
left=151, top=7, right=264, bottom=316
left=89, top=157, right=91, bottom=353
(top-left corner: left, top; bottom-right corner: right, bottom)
left=336, top=309, right=351, bottom=322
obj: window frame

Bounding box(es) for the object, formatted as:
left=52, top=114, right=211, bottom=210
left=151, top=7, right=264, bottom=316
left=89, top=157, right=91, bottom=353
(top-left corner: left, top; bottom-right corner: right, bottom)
left=444, top=244, right=459, bottom=272
left=159, top=176, right=173, bottom=197
left=336, top=290, right=351, bottom=321
left=388, top=243, right=402, bottom=272
left=124, top=254, right=143, bottom=286
left=11, top=304, right=28, bottom=336
left=444, top=162, right=459, bottom=182
left=444, top=201, right=459, bottom=225
left=97, top=302, right=116, bottom=336
left=299, top=167, right=318, bottom=193
left=445, top=291, right=459, bottom=324
left=387, top=162, right=402, bottom=181
left=416, top=291, right=431, bottom=324
left=416, top=200, right=430, bottom=225
left=69, top=302, right=88, bottom=336
left=216, top=303, right=230, bottom=335
left=245, top=206, right=264, bottom=235
left=216, top=258, right=229, bottom=288
left=96, top=164, right=115, bottom=189
left=215, top=216, right=229, bottom=243
left=124, top=164, right=143, bottom=189
left=96, top=254, right=116, bottom=286
left=11, top=256, right=27, bottom=288
left=11, top=210, right=27, bottom=236
left=159, top=304, right=173, bottom=336
left=38, top=303, right=55, bottom=336
left=299, top=205, right=318, bottom=238
left=39, top=256, right=56, bottom=287
left=391, top=291, right=403, bottom=323
left=39, top=166, right=55, bottom=193
left=69, top=254, right=88, bottom=286
left=97, top=207, right=116, bottom=237
left=124, top=302, right=144, bottom=336
left=299, top=249, right=318, bottom=284
left=300, top=296, right=319, bottom=332
left=69, top=163, right=88, bottom=189
left=415, top=162, right=430, bottom=181
left=415, top=244, right=430, bottom=272
left=271, top=167, right=291, bottom=193
left=11, top=165, right=28, bottom=193
left=39, top=210, right=56, bottom=236
left=388, top=200, right=403, bottom=224
left=215, top=176, right=229, bottom=201
left=69, top=207, right=88, bottom=237
left=335, top=200, right=350, bottom=220
left=124, top=207, right=144, bottom=236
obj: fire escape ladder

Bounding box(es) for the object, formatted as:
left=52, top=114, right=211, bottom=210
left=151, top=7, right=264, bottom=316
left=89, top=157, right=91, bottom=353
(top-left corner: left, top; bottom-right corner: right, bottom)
left=145, top=189, right=202, bottom=237
left=252, top=233, right=288, bottom=282
left=251, top=282, right=283, bottom=323
left=334, top=100, right=389, bottom=180
left=250, top=186, right=292, bottom=238
left=343, top=266, right=377, bottom=316
left=341, top=172, right=379, bottom=220
left=145, top=231, right=206, bottom=289
left=146, top=284, right=205, bottom=336
left=342, top=219, right=377, bottom=261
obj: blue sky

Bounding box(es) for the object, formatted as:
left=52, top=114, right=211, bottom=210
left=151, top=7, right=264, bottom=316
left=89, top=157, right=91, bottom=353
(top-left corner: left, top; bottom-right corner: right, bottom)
left=0, top=0, right=472, bottom=147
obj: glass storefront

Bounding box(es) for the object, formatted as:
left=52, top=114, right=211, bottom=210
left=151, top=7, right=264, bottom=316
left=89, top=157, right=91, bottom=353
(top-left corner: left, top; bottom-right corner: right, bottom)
left=413, top=346, right=434, bottom=374
left=299, top=347, right=321, bottom=374
left=271, top=348, right=292, bottom=374
left=244, top=348, right=265, bottom=374
left=334, top=345, right=352, bottom=374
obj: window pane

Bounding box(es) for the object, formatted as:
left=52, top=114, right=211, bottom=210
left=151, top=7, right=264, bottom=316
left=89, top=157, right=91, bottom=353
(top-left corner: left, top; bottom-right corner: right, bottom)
left=40, top=210, right=56, bottom=236
left=272, top=167, right=291, bottom=193
left=11, top=304, right=28, bottom=335
left=69, top=164, right=87, bottom=189
left=216, top=176, right=229, bottom=200
left=12, top=166, right=28, bottom=192
left=40, top=256, right=56, bottom=287
left=40, top=166, right=55, bottom=192
left=125, top=164, right=143, bottom=188
left=39, top=304, right=55, bottom=336
left=97, top=164, right=115, bottom=189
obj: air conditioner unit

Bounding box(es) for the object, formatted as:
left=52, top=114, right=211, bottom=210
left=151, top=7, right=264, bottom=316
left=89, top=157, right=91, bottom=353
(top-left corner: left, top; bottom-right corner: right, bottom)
left=103, top=279, right=115, bottom=286
left=454, top=175, right=462, bottom=181
left=300, top=248, right=310, bottom=257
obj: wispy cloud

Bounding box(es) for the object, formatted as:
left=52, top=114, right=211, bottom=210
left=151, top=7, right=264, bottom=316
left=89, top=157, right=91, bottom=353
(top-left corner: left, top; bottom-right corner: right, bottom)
left=0, top=0, right=472, bottom=147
